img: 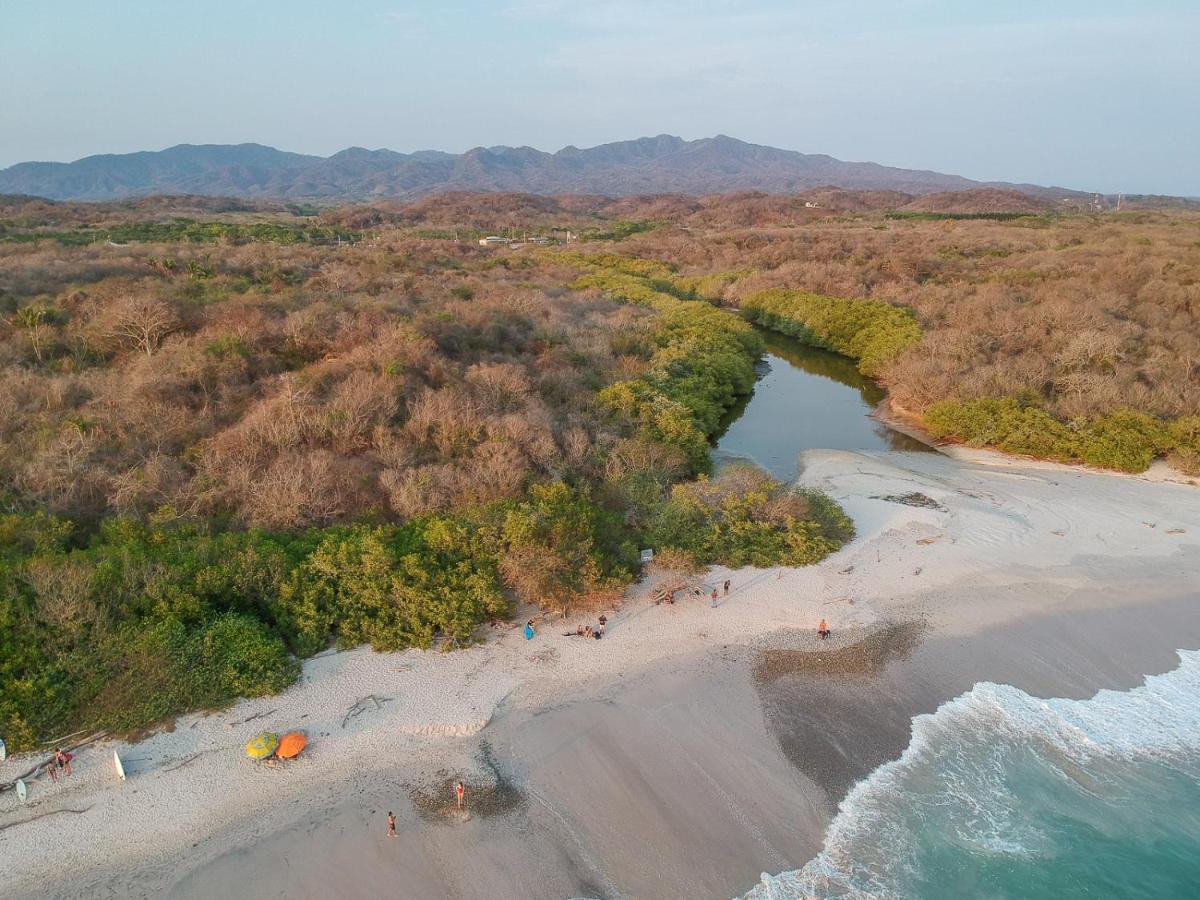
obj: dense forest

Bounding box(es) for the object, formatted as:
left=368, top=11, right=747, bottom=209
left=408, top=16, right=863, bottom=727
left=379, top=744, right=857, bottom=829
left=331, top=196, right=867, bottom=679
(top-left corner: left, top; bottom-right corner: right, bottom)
left=0, top=198, right=854, bottom=750
left=2, top=191, right=1197, bottom=750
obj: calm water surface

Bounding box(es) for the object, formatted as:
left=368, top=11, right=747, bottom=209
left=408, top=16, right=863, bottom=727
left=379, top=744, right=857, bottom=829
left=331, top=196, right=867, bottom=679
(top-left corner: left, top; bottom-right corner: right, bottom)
left=712, top=328, right=929, bottom=481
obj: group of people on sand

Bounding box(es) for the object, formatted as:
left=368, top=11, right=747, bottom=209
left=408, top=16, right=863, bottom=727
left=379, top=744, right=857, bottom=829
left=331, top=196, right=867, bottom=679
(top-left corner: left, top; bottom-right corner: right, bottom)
left=43, top=748, right=73, bottom=783
left=665, top=578, right=732, bottom=607
left=564, top=615, right=607, bottom=641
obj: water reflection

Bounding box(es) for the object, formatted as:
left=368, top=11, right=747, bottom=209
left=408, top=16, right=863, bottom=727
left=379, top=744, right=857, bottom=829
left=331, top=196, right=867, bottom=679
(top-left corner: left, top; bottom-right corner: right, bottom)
left=712, top=328, right=930, bottom=482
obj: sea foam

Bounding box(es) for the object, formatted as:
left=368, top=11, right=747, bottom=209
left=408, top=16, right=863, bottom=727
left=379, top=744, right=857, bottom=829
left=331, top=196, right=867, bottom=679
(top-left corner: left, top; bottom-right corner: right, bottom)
left=743, top=649, right=1200, bottom=899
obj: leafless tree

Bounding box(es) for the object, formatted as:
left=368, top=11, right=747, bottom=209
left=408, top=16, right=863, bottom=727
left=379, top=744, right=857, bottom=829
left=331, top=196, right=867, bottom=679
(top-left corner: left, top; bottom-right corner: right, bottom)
left=104, top=295, right=180, bottom=357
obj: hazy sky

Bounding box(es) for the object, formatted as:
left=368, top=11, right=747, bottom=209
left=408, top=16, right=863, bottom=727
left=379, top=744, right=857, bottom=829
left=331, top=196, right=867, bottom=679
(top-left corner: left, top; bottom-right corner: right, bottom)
left=3, top=0, right=1197, bottom=193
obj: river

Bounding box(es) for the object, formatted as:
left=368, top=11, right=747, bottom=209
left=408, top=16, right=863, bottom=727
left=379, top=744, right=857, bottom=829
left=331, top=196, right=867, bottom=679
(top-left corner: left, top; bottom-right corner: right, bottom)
left=712, top=328, right=930, bottom=482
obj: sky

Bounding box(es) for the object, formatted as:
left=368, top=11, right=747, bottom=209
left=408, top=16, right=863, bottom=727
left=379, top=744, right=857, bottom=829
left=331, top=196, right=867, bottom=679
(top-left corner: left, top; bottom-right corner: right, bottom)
left=2, top=0, right=1198, bottom=194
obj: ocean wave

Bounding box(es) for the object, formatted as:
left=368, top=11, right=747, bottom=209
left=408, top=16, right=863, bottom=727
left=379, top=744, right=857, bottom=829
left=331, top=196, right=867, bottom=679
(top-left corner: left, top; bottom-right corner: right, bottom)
left=743, top=649, right=1200, bottom=899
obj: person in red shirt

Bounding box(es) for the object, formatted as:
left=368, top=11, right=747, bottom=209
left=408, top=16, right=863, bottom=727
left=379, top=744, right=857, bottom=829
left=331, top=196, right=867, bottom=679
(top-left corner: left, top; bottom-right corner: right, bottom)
left=818, top=618, right=831, bottom=640
left=456, top=781, right=465, bottom=809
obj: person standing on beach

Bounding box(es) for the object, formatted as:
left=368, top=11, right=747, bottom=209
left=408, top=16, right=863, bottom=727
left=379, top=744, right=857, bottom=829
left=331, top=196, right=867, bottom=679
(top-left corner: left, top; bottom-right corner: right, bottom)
left=711, top=588, right=719, bottom=608
left=456, top=781, right=465, bottom=809
left=818, top=618, right=830, bottom=640
left=524, top=620, right=535, bottom=640
left=45, top=759, right=59, bottom=784
left=55, top=749, right=72, bottom=777
left=723, top=579, right=731, bottom=597
left=387, top=811, right=397, bottom=837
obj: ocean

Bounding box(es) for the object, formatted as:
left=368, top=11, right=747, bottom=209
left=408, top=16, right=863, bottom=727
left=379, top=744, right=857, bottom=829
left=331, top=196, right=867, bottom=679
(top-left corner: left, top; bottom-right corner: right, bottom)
left=744, top=649, right=1200, bottom=899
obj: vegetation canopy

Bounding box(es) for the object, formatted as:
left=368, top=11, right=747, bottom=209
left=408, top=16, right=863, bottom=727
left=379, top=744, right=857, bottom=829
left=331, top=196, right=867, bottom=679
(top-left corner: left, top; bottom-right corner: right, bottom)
left=0, top=205, right=861, bottom=751
left=740, top=288, right=922, bottom=377
left=3, top=190, right=1197, bottom=747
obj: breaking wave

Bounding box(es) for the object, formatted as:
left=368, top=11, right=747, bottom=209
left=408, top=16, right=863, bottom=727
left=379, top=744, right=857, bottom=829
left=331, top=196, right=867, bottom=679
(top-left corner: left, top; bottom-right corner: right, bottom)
left=743, top=649, right=1200, bottom=899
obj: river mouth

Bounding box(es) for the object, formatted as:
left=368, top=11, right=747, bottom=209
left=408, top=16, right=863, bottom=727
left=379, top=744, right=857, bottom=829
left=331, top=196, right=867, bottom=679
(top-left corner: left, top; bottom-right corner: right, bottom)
left=712, top=327, right=931, bottom=481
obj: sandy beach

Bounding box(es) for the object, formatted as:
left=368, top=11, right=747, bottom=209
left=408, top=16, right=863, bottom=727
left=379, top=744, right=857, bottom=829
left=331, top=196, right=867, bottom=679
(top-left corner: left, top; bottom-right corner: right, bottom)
left=2, top=448, right=1198, bottom=900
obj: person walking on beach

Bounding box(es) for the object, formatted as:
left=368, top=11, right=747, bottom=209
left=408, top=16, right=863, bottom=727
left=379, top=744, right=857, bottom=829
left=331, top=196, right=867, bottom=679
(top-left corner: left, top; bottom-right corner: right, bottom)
left=723, top=579, right=731, bottom=597
left=524, top=620, right=535, bottom=640
left=456, top=781, right=465, bottom=809
left=45, top=759, right=59, bottom=784
left=597, top=615, right=606, bottom=636
left=55, top=749, right=72, bottom=777
left=818, top=618, right=831, bottom=640
left=387, top=811, right=397, bottom=837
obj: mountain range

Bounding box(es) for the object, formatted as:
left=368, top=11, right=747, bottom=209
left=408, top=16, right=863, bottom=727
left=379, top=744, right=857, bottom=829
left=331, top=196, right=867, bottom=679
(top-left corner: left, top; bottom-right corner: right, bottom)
left=0, top=135, right=1086, bottom=203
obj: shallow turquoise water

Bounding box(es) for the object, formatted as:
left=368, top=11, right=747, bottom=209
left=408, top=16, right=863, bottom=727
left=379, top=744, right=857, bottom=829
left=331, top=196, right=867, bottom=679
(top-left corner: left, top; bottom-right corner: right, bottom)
left=744, top=651, right=1200, bottom=900
left=712, top=329, right=928, bottom=482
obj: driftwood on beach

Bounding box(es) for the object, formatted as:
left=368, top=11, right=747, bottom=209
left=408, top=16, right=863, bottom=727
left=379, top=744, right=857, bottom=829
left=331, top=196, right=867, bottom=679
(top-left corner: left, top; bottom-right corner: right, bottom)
left=0, top=806, right=93, bottom=833
left=229, top=708, right=278, bottom=728
left=341, top=695, right=392, bottom=729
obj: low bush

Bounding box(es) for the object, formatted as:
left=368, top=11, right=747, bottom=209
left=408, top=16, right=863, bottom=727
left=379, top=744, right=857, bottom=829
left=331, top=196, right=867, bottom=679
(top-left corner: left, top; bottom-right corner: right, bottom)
left=645, top=464, right=854, bottom=568
left=494, top=481, right=634, bottom=611
left=1168, top=417, right=1200, bottom=475
left=925, top=398, right=1182, bottom=473
left=83, top=614, right=298, bottom=733
left=741, top=288, right=922, bottom=377
left=277, top=519, right=508, bottom=655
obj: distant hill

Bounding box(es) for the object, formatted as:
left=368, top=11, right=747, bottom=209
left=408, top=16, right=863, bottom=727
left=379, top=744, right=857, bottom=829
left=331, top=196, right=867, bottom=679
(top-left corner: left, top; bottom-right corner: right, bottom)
left=0, top=135, right=1091, bottom=203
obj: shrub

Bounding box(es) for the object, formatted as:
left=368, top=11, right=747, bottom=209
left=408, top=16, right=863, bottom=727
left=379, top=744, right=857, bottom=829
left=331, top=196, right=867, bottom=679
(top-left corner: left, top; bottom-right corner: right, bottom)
left=926, top=398, right=1176, bottom=473
left=495, top=481, right=633, bottom=611
left=278, top=520, right=508, bottom=654
left=644, top=465, right=853, bottom=569
left=1073, top=410, right=1168, bottom=472
left=563, top=254, right=763, bottom=473
left=1168, top=416, right=1200, bottom=475
left=81, top=614, right=297, bottom=732
left=925, top=397, right=1074, bottom=458
left=741, top=288, right=923, bottom=377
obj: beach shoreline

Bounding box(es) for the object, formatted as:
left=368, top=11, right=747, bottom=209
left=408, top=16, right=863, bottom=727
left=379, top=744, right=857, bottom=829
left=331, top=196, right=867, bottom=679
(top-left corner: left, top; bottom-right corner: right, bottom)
left=3, top=449, right=1198, bottom=899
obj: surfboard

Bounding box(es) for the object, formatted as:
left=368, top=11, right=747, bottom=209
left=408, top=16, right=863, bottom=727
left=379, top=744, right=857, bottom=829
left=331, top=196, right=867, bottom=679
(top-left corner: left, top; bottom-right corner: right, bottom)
left=113, top=750, right=126, bottom=781
left=15, top=778, right=26, bottom=803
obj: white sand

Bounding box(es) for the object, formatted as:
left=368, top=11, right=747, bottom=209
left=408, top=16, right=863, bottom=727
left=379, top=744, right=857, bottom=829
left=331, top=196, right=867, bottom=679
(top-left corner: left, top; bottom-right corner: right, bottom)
left=2, top=448, right=1197, bottom=898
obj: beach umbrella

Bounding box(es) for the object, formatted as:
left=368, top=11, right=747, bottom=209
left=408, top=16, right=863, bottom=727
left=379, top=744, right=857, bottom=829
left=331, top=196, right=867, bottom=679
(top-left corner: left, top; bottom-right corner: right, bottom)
left=245, top=731, right=279, bottom=760
left=275, top=731, right=307, bottom=759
